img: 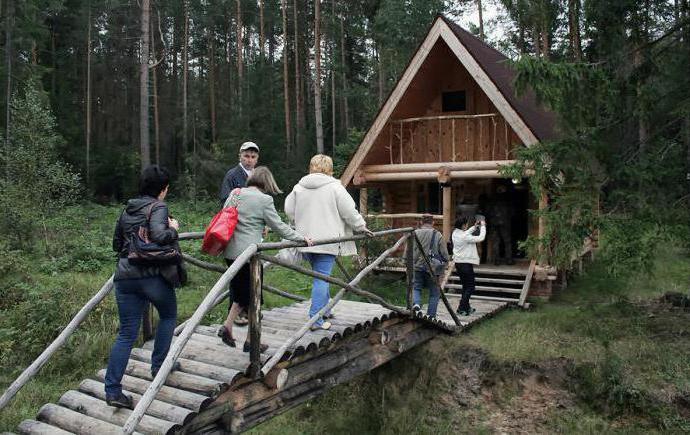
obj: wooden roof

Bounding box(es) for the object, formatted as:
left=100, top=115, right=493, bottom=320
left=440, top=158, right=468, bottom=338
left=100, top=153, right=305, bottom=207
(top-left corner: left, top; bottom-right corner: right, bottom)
left=341, top=15, right=557, bottom=186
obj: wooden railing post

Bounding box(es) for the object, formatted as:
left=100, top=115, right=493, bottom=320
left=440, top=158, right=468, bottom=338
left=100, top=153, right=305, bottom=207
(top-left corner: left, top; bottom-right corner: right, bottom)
left=248, top=254, right=263, bottom=378
left=405, top=231, right=414, bottom=310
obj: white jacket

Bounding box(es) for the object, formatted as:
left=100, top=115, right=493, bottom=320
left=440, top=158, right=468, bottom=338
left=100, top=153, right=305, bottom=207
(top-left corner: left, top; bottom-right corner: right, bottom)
left=285, top=173, right=366, bottom=256
left=452, top=225, right=486, bottom=265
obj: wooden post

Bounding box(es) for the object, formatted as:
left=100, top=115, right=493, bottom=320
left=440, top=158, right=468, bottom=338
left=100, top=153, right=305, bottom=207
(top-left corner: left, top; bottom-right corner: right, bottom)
left=439, top=168, right=453, bottom=241
left=359, top=188, right=368, bottom=261
left=442, top=186, right=452, bottom=241
left=538, top=189, right=548, bottom=266
left=248, top=255, right=263, bottom=378
left=405, top=234, right=414, bottom=309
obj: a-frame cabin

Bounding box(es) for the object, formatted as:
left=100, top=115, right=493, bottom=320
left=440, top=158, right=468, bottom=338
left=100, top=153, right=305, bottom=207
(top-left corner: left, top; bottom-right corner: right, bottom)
left=341, top=15, right=563, bottom=299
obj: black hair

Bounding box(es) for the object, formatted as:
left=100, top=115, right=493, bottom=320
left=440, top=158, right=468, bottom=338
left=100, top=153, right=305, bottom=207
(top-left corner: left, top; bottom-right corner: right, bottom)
left=139, top=165, right=170, bottom=197
left=454, top=214, right=474, bottom=230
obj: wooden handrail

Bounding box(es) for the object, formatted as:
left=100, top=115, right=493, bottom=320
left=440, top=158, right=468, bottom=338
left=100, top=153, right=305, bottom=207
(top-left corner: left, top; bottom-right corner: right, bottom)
left=0, top=275, right=115, bottom=412
left=256, top=227, right=412, bottom=251
left=518, top=259, right=537, bottom=307
left=392, top=113, right=497, bottom=123
left=258, top=233, right=411, bottom=378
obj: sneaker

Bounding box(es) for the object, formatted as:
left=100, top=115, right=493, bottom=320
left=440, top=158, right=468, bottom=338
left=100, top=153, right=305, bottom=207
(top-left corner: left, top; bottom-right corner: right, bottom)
left=310, top=321, right=332, bottom=331
left=151, top=361, right=181, bottom=379
left=105, top=392, right=133, bottom=409
left=412, top=304, right=421, bottom=312
left=323, top=312, right=336, bottom=319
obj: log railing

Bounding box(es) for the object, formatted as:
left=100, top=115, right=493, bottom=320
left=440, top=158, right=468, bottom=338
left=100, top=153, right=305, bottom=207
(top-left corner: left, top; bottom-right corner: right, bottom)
left=384, top=113, right=505, bottom=166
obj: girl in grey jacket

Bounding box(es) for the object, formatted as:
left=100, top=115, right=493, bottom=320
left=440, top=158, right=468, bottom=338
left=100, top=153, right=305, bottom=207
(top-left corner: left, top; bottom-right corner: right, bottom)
left=218, top=167, right=311, bottom=352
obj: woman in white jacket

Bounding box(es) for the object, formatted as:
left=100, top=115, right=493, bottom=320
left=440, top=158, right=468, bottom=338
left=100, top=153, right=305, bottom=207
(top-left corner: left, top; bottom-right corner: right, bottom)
left=285, top=154, right=373, bottom=330
left=452, top=215, right=487, bottom=316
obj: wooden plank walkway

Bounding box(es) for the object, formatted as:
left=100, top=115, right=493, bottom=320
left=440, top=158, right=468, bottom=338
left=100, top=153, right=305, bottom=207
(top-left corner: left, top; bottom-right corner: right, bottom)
left=17, top=299, right=509, bottom=434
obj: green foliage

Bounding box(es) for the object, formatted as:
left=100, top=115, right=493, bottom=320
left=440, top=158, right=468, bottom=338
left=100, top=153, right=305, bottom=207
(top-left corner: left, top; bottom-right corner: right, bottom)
left=333, top=128, right=364, bottom=177
left=505, top=47, right=689, bottom=273
left=0, top=79, right=81, bottom=250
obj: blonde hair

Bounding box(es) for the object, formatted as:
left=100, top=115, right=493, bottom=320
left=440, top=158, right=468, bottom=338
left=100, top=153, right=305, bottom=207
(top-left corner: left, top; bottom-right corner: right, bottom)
left=309, top=154, right=334, bottom=176
left=246, top=166, right=282, bottom=195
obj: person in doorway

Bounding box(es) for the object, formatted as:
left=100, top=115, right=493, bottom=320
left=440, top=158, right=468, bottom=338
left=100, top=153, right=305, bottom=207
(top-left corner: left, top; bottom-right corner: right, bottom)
left=412, top=214, right=449, bottom=319
left=105, top=165, right=181, bottom=409
left=218, top=141, right=260, bottom=326
left=452, top=215, right=487, bottom=316
left=218, top=167, right=312, bottom=352
left=486, top=184, right=514, bottom=265
left=285, top=154, right=373, bottom=331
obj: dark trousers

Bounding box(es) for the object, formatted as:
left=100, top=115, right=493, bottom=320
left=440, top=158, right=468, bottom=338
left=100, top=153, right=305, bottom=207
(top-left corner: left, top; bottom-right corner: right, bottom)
left=455, top=263, right=475, bottom=312
left=225, top=258, right=263, bottom=310
left=105, top=276, right=177, bottom=397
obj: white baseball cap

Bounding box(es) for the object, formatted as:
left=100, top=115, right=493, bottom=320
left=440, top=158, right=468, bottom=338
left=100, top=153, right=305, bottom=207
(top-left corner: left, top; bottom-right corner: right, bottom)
left=239, top=141, right=259, bottom=152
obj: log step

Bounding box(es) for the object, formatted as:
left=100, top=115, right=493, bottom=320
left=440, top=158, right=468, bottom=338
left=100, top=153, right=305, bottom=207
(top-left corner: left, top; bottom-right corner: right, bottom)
left=95, top=371, right=213, bottom=411
left=17, top=419, right=73, bottom=435
left=447, top=275, right=524, bottom=285
left=57, top=390, right=179, bottom=434
left=444, top=284, right=522, bottom=294
left=77, top=379, right=196, bottom=425
left=36, top=403, right=143, bottom=435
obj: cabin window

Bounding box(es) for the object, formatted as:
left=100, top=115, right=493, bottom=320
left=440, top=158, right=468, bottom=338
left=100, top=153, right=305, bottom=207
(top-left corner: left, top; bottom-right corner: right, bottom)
left=442, top=90, right=466, bottom=112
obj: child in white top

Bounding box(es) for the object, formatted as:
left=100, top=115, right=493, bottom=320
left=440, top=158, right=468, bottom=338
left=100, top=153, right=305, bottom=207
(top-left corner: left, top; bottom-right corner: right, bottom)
left=451, top=215, right=487, bottom=315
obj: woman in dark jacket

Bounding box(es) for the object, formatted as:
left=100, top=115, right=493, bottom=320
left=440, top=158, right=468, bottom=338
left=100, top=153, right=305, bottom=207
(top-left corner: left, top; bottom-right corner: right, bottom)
left=104, top=165, right=180, bottom=409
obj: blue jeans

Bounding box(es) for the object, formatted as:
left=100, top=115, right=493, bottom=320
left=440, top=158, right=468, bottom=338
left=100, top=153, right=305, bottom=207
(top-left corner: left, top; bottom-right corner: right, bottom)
left=304, top=253, right=336, bottom=326
left=413, top=269, right=440, bottom=317
left=105, top=276, right=177, bottom=397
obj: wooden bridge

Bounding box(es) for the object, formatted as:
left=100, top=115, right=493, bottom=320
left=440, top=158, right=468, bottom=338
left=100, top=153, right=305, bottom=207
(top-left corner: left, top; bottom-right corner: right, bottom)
left=1, top=228, right=519, bottom=434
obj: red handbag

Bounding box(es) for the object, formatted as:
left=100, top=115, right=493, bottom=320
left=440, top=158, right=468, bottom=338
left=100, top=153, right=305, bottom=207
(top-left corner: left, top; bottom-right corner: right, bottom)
left=201, top=188, right=241, bottom=256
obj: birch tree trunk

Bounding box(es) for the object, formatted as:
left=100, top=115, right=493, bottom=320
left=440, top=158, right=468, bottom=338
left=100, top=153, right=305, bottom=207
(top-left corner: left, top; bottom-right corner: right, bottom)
left=5, top=0, right=13, bottom=150
left=183, top=1, right=189, bottom=159
left=140, top=0, right=151, bottom=168
left=236, top=0, right=244, bottom=106
left=150, top=17, right=161, bottom=165
left=294, top=0, right=305, bottom=152
left=477, top=0, right=485, bottom=40
left=259, top=0, right=265, bottom=59
left=314, top=0, right=324, bottom=153
left=568, top=0, right=582, bottom=61
left=86, top=5, right=92, bottom=184
left=281, top=0, right=292, bottom=151
left=339, top=13, right=350, bottom=134
left=208, top=33, right=217, bottom=143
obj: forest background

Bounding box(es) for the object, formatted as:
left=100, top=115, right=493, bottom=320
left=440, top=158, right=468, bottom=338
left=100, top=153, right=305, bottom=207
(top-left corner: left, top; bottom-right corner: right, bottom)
left=0, top=0, right=689, bottom=431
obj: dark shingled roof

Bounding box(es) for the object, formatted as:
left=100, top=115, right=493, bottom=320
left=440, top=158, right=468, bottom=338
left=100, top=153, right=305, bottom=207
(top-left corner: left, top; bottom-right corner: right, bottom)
left=440, top=15, right=557, bottom=142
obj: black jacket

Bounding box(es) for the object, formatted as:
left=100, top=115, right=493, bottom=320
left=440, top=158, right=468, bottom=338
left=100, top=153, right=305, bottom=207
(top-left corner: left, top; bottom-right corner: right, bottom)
left=113, top=196, right=179, bottom=282
left=219, top=164, right=248, bottom=205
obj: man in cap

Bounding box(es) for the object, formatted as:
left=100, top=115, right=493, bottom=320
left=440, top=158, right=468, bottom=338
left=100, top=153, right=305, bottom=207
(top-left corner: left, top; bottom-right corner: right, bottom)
left=218, top=141, right=259, bottom=326
left=218, top=141, right=260, bottom=206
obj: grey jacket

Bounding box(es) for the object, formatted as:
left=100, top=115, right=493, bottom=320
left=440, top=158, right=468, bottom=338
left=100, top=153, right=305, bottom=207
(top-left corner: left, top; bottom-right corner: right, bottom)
left=413, top=226, right=449, bottom=271
left=223, top=187, right=304, bottom=260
